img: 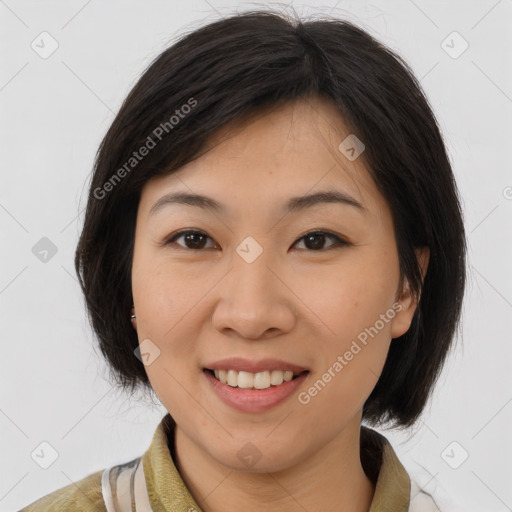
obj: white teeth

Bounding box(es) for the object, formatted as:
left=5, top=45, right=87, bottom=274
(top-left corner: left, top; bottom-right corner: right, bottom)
left=227, top=369, right=238, bottom=387
left=238, top=371, right=254, bottom=389
left=253, top=371, right=270, bottom=389
left=270, top=370, right=283, bottom=386
left=211, top=369, right=303, bottom=389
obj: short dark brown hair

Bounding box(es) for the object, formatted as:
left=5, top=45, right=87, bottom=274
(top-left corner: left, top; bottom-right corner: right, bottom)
left=75, top=10, right=467, bottom=428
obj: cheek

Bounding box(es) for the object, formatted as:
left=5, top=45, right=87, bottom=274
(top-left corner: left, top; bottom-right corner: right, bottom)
left=296, top=258, right=398, bottom=342
left=297, top=256, right=397, bottom=396
left=299, top=274, right=395, bottom=417
left=133, top=251, right=196, bottom=332
left=131, top=252, right=202, bottom=388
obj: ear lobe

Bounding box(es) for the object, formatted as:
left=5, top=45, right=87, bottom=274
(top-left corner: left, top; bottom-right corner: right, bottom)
left=390, top=247, right=430, bottom=339
left=130, top=306, right=137, bottom=331
left=390, top=279, right=415, bottom=339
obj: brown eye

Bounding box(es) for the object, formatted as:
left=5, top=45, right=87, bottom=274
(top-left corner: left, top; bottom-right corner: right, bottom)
left=166, top=230, right=216, bottom=250
left=293, top=231, right=349, bottom=251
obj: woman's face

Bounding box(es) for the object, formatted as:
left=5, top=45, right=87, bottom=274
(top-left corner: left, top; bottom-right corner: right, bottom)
left=131, top=97, right=427, bottom=472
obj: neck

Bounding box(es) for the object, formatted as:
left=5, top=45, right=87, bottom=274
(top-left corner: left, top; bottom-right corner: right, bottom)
left=172, top=417, right=375, bottom=512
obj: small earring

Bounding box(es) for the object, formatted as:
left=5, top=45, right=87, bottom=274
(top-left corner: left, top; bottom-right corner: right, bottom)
left=130, top=306, right=136, bottom=321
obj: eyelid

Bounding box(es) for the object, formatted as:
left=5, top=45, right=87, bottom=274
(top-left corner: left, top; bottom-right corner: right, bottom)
left=293, top=231, right=349, bottom=250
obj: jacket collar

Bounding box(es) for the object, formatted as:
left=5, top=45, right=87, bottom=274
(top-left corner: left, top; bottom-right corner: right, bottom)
left=141, top=414, right=411, bottom=511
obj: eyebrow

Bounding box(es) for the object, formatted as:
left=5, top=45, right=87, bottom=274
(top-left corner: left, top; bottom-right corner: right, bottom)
left=148, top=190, right=366, bottom=217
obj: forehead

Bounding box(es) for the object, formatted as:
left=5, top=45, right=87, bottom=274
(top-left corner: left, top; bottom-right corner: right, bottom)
left=140, top=97, right=384, bottom=217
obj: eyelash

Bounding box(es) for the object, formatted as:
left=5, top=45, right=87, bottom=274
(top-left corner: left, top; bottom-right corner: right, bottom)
left=163, top=229, right=350, bottom=252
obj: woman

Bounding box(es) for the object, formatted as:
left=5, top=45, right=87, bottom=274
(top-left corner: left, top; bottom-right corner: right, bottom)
left=21, top=9, right=466, bottom=512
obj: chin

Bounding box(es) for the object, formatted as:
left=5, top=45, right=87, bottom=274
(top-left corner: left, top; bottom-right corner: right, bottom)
left=207, top=439, right=304, bottom=474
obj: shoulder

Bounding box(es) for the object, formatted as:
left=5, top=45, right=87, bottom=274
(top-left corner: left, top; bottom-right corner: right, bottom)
left=409, top=472, right=464, bottom=512
left=19, top=468, right=106, bottom=512
left=409, top=478, right=442, bottom=511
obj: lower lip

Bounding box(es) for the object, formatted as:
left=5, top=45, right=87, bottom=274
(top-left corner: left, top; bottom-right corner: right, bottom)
left=203, top=370, right=309, bottom=413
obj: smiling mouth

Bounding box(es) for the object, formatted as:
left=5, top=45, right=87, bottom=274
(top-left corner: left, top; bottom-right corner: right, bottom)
left=204, top=368, right=309, bottom=390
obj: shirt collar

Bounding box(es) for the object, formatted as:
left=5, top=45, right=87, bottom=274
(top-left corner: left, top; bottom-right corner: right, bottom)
left=142, top=414, right=411, bottom=512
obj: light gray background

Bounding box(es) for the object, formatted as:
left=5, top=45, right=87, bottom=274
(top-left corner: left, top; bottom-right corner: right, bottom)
left=1, top=1, right=511, bottom=511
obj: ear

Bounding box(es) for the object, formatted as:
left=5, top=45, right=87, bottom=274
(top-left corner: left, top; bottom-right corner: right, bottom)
left=390, top=247, right=430, bottom=339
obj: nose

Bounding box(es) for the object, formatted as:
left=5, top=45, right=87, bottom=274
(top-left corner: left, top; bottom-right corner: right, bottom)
left=211, top=247, right=297, bottom=340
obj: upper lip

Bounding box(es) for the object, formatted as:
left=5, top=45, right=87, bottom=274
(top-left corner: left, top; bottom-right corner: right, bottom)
left=204, top=357, right=309, bottom=374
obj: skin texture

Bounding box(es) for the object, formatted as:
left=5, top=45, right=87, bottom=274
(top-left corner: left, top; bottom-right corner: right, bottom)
left=131, top=96, right=429, bottom=512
